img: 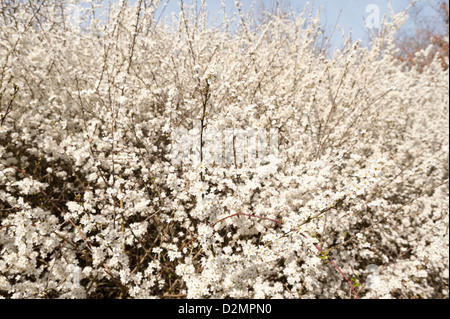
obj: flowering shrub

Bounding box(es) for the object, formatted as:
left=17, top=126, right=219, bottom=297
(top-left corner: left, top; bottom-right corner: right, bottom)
left=0, top=0, right=448, bottom=299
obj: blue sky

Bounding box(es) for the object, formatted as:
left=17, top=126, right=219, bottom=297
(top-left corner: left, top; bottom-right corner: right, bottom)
left=151, top=0, right=440, bottom=48
left=82, top=0, right=441, bottom=49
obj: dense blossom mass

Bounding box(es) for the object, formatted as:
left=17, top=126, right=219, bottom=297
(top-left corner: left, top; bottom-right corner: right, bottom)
left=0, top=0, right=448, bottom=299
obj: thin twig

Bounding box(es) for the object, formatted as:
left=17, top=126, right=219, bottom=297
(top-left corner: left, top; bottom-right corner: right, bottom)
left=0, top=83, right=19, bottom=126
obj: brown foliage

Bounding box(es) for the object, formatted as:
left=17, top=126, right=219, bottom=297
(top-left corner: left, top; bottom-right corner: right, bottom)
left=395, top=0, right=449, bottom=71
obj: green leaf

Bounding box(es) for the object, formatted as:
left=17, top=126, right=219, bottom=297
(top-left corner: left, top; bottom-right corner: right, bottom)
left=318, top=250, right=329, bottom=260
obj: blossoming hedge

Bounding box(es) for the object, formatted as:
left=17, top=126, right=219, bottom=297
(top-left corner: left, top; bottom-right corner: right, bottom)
left=0, top=0, right=448, bottom=298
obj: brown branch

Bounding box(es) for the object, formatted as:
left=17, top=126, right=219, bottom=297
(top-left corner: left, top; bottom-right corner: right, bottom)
left=0, top=83, right=19, bottom=126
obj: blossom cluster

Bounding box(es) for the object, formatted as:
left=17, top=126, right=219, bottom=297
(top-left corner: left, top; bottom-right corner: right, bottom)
left=0, top=0, right=448, bottom=299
